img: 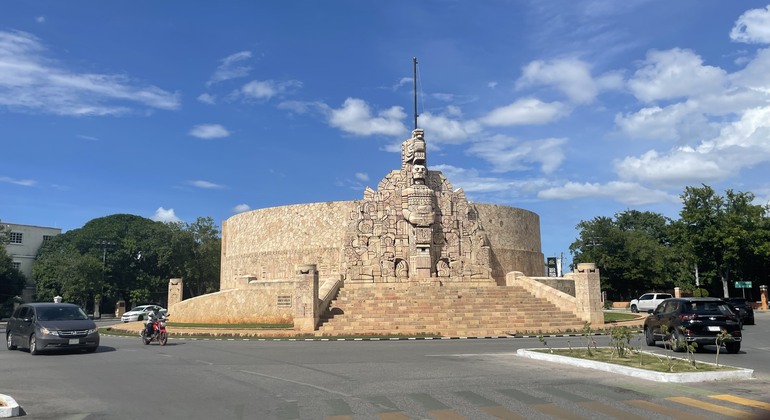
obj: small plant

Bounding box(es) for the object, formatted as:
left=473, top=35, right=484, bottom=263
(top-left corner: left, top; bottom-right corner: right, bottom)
left=581, top=321, right=593, bottom=356
left=659, top=324, right=679, bottom=372
left=715, top=329, right=732, bottom=367
left=538, top=334, right=553, bottom=353
left=676, top=326, right=698, bottom=368
left=608, top=326, right=633, bottom=359
left=636, top=335, right=644, bottom=366
left=567, top=340, right=572, bottom=353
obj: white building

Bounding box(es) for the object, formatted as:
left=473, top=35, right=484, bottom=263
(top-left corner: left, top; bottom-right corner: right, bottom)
left=3, top=223, right=61, bottom=301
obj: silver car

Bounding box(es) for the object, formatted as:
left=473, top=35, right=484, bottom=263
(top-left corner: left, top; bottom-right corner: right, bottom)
left=6, top=302, right=100, bottom=355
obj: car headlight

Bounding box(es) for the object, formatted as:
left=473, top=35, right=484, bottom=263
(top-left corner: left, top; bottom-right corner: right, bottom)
left=40, top=327, right=59, bottom=336
left=87, top=328, right=98, bottom=334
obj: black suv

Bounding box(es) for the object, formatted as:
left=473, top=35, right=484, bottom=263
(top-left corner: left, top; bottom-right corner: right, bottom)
left=724, top=297, right=755, bottom=325
left=643, top=297, right=742, bottom=354
left=6, top=302, right=100, bottom=355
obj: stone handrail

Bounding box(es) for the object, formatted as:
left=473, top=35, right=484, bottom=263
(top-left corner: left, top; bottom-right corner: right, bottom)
left=317, top=276, right=343, bottom=321
left=506, top=271, right=580, bottom=318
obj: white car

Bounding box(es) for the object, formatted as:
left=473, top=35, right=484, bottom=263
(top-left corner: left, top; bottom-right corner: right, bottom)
left=629, top=293, right=673, bottom=313
left=121, top=305, right=166, bottom=322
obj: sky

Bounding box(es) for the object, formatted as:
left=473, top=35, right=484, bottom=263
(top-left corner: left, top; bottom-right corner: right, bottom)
left=3, top=1, right=770, bottom=270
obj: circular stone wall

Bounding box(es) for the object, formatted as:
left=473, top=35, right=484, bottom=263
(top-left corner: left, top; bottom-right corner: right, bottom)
left=220, top=201, right=544, bottom=289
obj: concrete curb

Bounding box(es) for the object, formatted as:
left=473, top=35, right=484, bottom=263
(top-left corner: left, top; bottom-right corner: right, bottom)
left=0, top=394, right=20, bottom=418
left=516, top=348, right=754, bottom=383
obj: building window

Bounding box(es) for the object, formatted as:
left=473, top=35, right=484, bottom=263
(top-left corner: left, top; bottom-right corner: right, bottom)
left=9, top=232, right=23, bottom=244
left=11, top=262, right=21, bottom=271
left=277, top=295, right=292, bottom=308
left=43, top=235, right=53, bottom=242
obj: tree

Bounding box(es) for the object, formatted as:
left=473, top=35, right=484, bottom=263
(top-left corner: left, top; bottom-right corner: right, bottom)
left=168, top=217, right=221, bottom=298
left=0, top=221, right=26, bottom=314
left=679, top=185, right=768, bottom=297
left=570, top=210, right=681, bottom=301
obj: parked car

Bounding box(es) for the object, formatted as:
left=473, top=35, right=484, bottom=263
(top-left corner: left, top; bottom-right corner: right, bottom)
left=121, top=304, right=166, bottom=322
left=629, top=292, right=673, bottom=313
left=643, top=297, right=742, bottom=354
left=6, top=302, right=100, bottom=355
left=724, top=297, right=755, bottom=325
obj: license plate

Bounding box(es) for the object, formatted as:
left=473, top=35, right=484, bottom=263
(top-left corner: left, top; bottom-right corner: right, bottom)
left=707, top=326, right=721, bottom=332
left=69, top=339, right=79, bottom=345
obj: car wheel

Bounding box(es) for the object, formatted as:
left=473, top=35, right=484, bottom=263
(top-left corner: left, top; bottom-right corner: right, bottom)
left=746, top=318, right=755, bottom=326
left=29, top=334, right=39, bottom=355
left=6, top=333, right=17, bottom=350
left=725, top=342, right=741, bottom=354
left=85, top=346, right=98, bottom=353
left=138, top=315, right=143, bottom=321
left=644, top=327, right=655, bottom=346
left=630, top=305, right=638, bottom=313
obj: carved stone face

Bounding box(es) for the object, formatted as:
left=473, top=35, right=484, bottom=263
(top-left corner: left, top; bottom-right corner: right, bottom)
left=412, top=165, right=426, bottom=181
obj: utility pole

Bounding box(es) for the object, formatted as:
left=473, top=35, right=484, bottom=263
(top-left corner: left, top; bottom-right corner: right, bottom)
left=95, top=240, right=115, bottom=319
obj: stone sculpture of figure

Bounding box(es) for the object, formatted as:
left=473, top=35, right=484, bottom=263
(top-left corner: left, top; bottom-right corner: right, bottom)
left=401, top=165, right=435, bottom=227
left=436, top=259, right=450, bottom=277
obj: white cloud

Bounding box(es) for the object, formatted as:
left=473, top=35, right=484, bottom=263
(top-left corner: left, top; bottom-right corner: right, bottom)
left=730, top=5, right=770, bottom=44
left=36, top=16, right=45, bottom=23
left=197, top=93, right=216, bottom=104
left=354, top=172, right=369, bottom=181
left=615, top=149, right=728, bottom=185
left=538, top=181, right=678, bottom=206
left=77, top=134, right=99, bottom=141
left=419, top=112, right=481, bottom=144
left=487, top=81, right=498, bottom=89
left=232, top=204, right=251, bottom=213
left=479, top=98, right=567, bottom=126
left=189, top=180, right=225, bottom=189
left=207, top=51, right=252, bottom=86
left=0, top=176, right=37, bottom=186
left=613, top=102, right=714, bottom=142
left=151, top=207, right=181, bottom=223
left=239, top=79, right=302, bottom=100
left=189, top=124, right=231, bottom=139
left=517, top=58, right=604, bottom=104
left=627, top=48, right=727, bottom=103
left=467, top=135, right=566, bottom=174
left=328, top=98, right=408, bottom=136
left=0, top=30, right=180, bottom=116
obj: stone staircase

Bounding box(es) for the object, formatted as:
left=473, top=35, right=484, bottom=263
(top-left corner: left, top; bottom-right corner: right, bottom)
left=316, top=282, right=586, bottom=337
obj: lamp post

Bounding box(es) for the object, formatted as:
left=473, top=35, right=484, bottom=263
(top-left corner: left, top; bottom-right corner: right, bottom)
left=95, top=240, right=115, bottom=319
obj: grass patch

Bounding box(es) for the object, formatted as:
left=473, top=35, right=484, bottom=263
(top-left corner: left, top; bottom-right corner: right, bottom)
left=604, top=312, right=639, bottom=322
left=166, top=322, right=293, bottom=329
left=533, top=348, right=738, bottom=373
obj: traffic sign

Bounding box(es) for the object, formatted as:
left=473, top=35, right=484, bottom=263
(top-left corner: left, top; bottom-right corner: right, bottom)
left=735, top=281, right=752, bottom=288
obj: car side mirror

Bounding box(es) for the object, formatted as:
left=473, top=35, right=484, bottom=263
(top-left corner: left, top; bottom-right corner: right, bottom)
left=22, top=317, right=33, bottom=323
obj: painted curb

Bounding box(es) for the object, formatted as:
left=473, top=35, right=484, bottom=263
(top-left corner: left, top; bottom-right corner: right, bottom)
left=0, top=394, right=20, bottom=418
left=516, top=348, right=754, bottom=383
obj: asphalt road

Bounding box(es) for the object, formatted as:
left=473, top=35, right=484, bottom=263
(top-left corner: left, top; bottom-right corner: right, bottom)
left=2, top=312, right=770, bottom=419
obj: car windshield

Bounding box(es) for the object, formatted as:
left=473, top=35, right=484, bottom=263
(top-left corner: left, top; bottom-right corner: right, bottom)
left=129, top=306, right=149, bottom=312
left=37, top=306, right=88, bottom=321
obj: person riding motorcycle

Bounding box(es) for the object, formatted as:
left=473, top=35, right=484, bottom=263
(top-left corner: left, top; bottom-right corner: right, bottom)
left=143, top=307, right=165, bottom=338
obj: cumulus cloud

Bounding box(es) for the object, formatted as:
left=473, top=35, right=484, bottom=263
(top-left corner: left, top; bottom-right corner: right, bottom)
left=613, top=102, right=715, bottom=142
left=419, top=111, right=481, bottom=144
left=232, top=204, right=251, bottom=213
left=189, top=180, right=225, bottom=189
left=239, top=79, right=302, bottom=100
left=189, top=124, right=231, bottom=139
left=538, top=181, right=678, bottom=206
left=467, top=135, right=566, bottom=174
left=0, top=176, right=37, bottom=186
left=197, top=93, right=216, bottom=104
left=0, top=30, right=180, bottom=116
left=328, top=98, right=408, bottom=136
left=207, top=51, right=252, bottom=86
left=151, top=207, right=181, bottom=223
left=517, top=58, right=615, bottom=104
left=627, top=48, right=727, bottom=103
left=479, top=98, right=567, bottom=126
left=730, top=5, right=770, bottom=44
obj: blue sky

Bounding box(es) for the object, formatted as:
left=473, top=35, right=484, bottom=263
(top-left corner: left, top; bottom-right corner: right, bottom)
left=3, top=1, right=770, bottom=269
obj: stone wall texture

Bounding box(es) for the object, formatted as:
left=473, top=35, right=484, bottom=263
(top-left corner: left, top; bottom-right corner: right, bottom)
left=220, top=201, right=544, bottom=289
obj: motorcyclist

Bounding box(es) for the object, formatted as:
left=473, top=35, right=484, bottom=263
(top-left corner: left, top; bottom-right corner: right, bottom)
left=143, top=307, right=165, bottom=338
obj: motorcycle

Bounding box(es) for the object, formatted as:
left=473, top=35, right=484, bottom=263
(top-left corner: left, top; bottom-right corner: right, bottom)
left=141, top=317, right=168, bottom=346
